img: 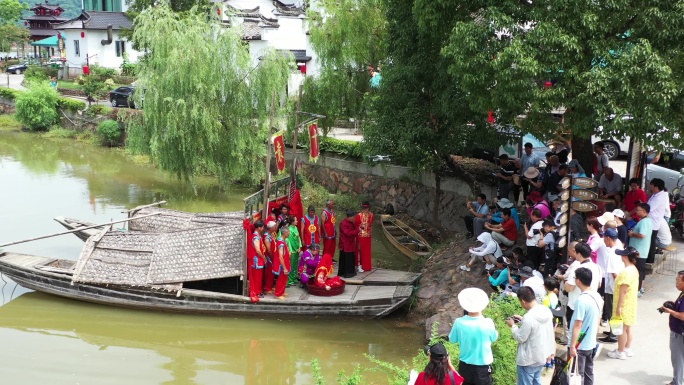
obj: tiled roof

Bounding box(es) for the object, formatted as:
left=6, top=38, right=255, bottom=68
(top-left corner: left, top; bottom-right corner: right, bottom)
left=30, top=3, right=65, bottom=11
left=290, top=49, right=311, bottom=62
left=241, top=20, right=261, bottom=40
left=273, top=1, right=305, bottom=16
left=54, top=11, right=133, bottom=30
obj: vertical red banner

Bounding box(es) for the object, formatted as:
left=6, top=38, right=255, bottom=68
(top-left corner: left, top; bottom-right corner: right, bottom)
left=273, top=131, right=286, bottom=174
left=309, top=123, right=320, bottom=162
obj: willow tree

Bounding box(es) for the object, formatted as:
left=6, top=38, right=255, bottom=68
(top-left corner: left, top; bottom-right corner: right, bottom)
left=130, top=5, right=291, bottom=185
left=305, top=0, right=387, bottom=135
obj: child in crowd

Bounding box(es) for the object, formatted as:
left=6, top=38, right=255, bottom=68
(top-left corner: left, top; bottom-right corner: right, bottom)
left=543, top=277, right=560, bottom=310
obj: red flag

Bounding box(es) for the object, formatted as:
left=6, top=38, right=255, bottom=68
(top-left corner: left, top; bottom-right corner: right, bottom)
left=309, top=123, right=320, bottom=162
left=289, top=188, right=304, bottom=221
left=272, top=131, right=286, bottom=174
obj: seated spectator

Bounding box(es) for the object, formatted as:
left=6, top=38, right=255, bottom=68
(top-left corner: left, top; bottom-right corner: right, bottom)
left=545, top=164, right=569, bottom=201
left=523, top=167, right=546, bottom=197
left=490, top=198, right=520, bottom=229
left=463, top=194, right=489, bottom=238
left=461, top=233, right=502, bottom=272
left=623, top=178, right=647, bottom=222
left=488, top=256, right=512, bottom=290
left=568, top=159, right=587, bottom=180
left=485, top=208, right=518, bottom=248
left=655, top=215, right=672, bottom=250
left=598, top=168, right=624, bottom=207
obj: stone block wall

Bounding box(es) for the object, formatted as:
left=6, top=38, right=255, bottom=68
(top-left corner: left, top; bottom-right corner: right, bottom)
left=293, top=151, right=498, bottom=232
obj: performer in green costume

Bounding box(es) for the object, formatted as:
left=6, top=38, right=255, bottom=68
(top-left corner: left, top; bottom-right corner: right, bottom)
left=282, top=216, right=302, bottom=286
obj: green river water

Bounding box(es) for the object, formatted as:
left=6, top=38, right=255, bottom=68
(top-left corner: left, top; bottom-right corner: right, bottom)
left=0, top=130, right=424, bottom=384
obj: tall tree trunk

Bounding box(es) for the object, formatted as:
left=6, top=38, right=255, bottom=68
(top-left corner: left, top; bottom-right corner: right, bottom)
left=573, top=136, right=595, bottom=178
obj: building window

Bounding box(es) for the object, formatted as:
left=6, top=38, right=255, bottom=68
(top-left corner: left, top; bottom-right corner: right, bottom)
left=115, top=41, right=125, bottom=57
left=74, top=40, right=80, bottom=57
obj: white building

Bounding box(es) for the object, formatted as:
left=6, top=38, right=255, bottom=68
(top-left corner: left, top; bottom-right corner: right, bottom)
left=221, top=0, right=318, bottom=93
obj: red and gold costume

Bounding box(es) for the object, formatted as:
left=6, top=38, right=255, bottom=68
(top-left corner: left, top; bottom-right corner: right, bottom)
left=321, top=208, right=337, bottom=255
left=249, top=231, right=266, bottom=302
left=355, top=210, right=374, bottom=271
left=301, top=214, right=321, bottom=249
left=274, top=237, right=291, bottom=298
left=262, top=231, right=277, bottom=293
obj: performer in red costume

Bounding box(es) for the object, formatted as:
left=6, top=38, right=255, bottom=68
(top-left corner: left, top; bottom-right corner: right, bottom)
left=249, top=220, right=266, bottom=302
left=355, top=202, right=374, bottom=273
left=274, top=226, right=291, bottom=299
left=301, top=206, right=321, bottom=250
left=321, top=199, right=337, bottom=256
left=262, top=221, right=278, bottom=293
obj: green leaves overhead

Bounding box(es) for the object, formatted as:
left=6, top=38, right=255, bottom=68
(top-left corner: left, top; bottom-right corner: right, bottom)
left=129, top=4, right=291, bottom=185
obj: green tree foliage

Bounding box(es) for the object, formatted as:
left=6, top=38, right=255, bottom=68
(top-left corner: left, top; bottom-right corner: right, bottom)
left=129, top=4, right=291, bottom=185
left=363, top=0, right=493, bottom=225
left=305, top=0, right=387, bottom=134
left=15, top=82, right=59, bottom=131
left=0, top=0, right=29, bottom=53
left=97, top=119, right=122, bottom=146
left=78, top=65, right=115, bottom=105
left=0, top=0, right=28, bottom=24
left=431, top=0, right=684, bottom=152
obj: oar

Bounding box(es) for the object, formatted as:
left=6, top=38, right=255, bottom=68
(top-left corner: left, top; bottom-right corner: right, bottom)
left=123, top=201, right=167, bottom=213
left=0, top=213, right=162, bottom=248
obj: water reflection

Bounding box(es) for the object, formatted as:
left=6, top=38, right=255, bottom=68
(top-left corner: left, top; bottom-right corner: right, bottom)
left=0, top=292, right=421, bottom=384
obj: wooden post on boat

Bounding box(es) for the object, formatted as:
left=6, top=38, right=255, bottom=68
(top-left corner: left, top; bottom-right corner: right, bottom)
left=291, top=86, right=302, bottom=180
left=0, top=213, right=162, bottom=248
left=262, top=91, right=276, bottom=221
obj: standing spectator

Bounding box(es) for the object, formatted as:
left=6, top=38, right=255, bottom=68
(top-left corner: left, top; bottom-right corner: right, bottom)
left=607, top=247, right=640, bottom=360
left=593, top=142, right=610, bottom=180
left=658, top=271, right=684, bottom=385
left=568, top=267, right=603, bottom=385
left=628, top=203, right=653, bottom=294
left=556, top=241, right=580, bottom=340
left=413, top=343, right=464, bottom=385
left=461, top=233, right=502, bottom=272
left=464, top=194, right=490, bottom=238
left=538, top=218, right=558, bottom=278
left=624, top=178, right=648, bottom=222
left=485, top=208, right=517, bottom=248
left=496, top=154, right=518, bottom=201
left=517, top=143, right=541, bottom=201
left=523, top=167, right=546, bottom=197
left=612, top=209, right=629, bottom=245
left=569, top=208, right=588, bottom=243
left=519, top=266, right=546, bottom=304
left=565, top=243, right=602, bottom=334
left=506, top=286, right=556, bottom=385
left=545, top=164, right=568, bottom=201
left=598, top=228, right=624, bottom=343
left=647, top=178, right=671, bottom=263
left=524, top=209, right=544, bottom=270
left=337, top=211, right=359, bottom=278
left=544, top=155, right=560, bottom=181
left=598, top=168, right=624, bottom=207
left=449, top=288, right=498, bottom=385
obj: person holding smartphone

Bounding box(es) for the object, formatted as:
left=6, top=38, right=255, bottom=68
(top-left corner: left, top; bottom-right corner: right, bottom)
left=413, top=343, right=464, bottom=385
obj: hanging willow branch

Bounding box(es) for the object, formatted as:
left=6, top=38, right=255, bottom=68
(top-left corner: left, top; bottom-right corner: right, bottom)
left=129, top=4, right=292, bottom=186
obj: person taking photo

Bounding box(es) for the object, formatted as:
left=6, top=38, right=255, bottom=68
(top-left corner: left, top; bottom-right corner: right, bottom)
left=659, top=270, right=684, bottom=385
left=413, top=343, right=464, bottom=385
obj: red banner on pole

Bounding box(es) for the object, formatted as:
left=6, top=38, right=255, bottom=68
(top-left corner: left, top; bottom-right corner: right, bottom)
left=309, top=123, right=319, bottom=162
left=273, top=131, right=286, bottom=174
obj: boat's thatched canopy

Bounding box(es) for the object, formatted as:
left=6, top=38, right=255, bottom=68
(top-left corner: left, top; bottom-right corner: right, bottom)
left=128, top=207, right=244, bottom=233
left=71, top=220, right=244, bottom=290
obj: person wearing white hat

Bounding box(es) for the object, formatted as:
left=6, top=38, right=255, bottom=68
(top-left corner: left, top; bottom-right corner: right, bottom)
left=612, top=209, right=629, bottom=245
left=449, top=288, right=498, bottom=385
left=461, top=233, right=502, bottom=272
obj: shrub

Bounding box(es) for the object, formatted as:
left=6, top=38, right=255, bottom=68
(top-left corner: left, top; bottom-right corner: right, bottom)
left=57, top=97, right=86, bottom=112
left=319, top=137, right=365, bottom=158
left=43, top=127, right=78, bottom=139
left=97, top=119, right=122, bottom=146
left=0, top=87, right=22, bottom=100
left=86, top=104, right=112, bottom=117
left=14, top=82, right=59, bottom=131
left=23, top=66, right=49, bottom=81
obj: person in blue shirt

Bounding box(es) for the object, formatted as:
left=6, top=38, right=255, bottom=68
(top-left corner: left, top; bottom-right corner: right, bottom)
left=568, top=267, right=603, bottom=385
left=449, top=288, right=498, bottom=385
left=488, top=256, right=511, bottom=290
left=490, top=198, right=520, bottom=229
left=464, top=194, right=490, bottom=238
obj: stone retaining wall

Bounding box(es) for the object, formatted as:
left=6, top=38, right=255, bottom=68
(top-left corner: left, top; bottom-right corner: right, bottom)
left=289, top=150, right=498, bottom=232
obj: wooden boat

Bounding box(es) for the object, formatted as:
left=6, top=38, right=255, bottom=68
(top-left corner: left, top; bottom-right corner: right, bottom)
left=53, top=216, right=105, bottom=241
left=0, top=224, right=419, bottom=318
left=380, top=214, right=432, bottom=260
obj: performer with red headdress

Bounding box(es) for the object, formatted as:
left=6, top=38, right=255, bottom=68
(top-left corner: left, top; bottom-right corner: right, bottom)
left=355, top=202, right=374, bottom=273
left=273, top=227, right=291, bottom=299
left=321, top=199, right=337, bottom=255
left=262, top=221, right=278, bottom=293
left=249, top=220, right=267, bottom=302
left=301, top=206, right=321, bottom=250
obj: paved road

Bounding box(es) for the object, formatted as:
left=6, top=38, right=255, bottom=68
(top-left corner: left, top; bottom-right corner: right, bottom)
left=2, top=73, right=114, bottom=108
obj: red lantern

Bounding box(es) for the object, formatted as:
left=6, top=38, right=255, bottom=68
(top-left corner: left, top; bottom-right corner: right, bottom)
left=55, top=10, right=61, bottom=16
left=544, top=81, right=553, bottom=89
left=83, top=65, right=90, bottom=75
left=216, top=7, right=221, bottom=15
left=81, top=31, right=85, bottom=38
left=487, top=110, right=495, bottom=124
left=298, top=63, right=306, bottom=74
left=24, top=21, right=27, bottom=26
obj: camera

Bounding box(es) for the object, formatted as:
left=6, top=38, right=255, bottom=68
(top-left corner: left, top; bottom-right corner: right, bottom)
left=506, top=316, right=521, bottom=324
left=658, top=301, right=676, bottom=314
left=532, top=229, right=541, bottom=235
left=557, top=264, right=569, bottom=274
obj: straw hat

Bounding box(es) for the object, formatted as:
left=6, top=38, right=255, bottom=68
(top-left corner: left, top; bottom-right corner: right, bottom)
left=458, top=288, right=490, bottom=313
left=524, top=167, right=540, bottom=179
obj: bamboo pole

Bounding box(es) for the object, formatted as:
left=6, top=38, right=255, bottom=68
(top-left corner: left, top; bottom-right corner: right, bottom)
left=262, top=91, right=276, bottom=221
left=0, top=213, right=162, bottom=248
left=123, top=201, right=167, bottom=214
left=291, top=86, right=302, bottom=180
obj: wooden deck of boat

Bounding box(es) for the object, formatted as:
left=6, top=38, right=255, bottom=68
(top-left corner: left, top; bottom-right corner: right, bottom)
left=1, top=253, right=49, bottom=269
left=342, top=268, right=420, bottom=286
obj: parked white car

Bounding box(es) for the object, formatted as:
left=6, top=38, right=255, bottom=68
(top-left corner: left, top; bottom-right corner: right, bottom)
left=646, top=150, right=684, bottom=192
left=593, top=115, right=631, bottom=160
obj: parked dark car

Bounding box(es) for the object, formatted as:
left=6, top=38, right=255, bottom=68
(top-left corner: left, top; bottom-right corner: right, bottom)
left=6, top=63, right=28, bottom=74
left=109, top=86, right=136, bottom=108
